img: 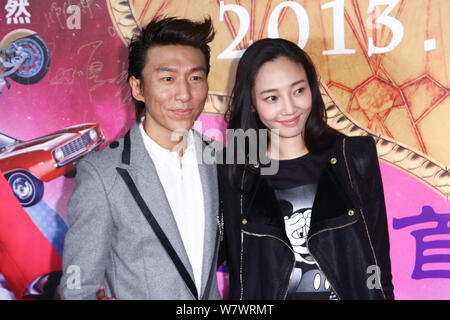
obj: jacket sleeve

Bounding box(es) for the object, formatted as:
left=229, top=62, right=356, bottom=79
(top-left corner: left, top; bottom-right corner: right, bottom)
left=216, top=162, right=243, bottom=300
left=347, top=136, right=394, bottom=300
left=59, top=159, right=113, bottom=300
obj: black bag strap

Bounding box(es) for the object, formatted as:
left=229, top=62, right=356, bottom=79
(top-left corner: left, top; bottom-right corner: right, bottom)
left=122, top=130, right=131, bottom=165
left=116, top=167, right=199, bottom=300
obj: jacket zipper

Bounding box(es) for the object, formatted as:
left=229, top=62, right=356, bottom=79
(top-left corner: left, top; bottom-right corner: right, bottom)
left=238, top=166, right=295, bottom=300
left=242, top=230, right=296, bottom=300
left=239, top=167, right=246, bottom=300
left=239, top=165, right=339, bottom=300
left=342, top=138, right=387, bottom=300
left=306, top=221, right=358, bottom=300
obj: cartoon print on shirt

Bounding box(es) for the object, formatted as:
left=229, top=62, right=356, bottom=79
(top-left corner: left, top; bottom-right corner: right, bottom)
left=275, top=184, right=317, bottom=265
left=282, top=208, right=314, bottom=264
left=275, top=184, right=334, bottom=296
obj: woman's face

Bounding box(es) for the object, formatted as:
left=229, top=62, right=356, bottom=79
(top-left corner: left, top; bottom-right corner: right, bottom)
left=251, top=56, right=312, bottom=142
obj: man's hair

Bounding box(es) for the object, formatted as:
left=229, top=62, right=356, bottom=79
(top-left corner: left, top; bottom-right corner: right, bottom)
left=128, top=16, right=215, bottom=122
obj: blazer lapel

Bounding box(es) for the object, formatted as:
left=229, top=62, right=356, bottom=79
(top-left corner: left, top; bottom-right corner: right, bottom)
left=122, top=124, right=196, bottom=287
left=193, top=131, right=219, bottom=298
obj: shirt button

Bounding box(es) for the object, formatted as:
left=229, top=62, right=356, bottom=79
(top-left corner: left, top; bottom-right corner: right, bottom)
left=348, top=210, right=354, bottom=216
left=242, top=218, right=248, bottom=225
left=330, top=157, right=337, bottom=165
left=253, top=162, right=260, bottom=169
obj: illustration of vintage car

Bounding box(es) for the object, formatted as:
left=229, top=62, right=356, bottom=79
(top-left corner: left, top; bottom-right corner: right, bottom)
left=0, top=123, right=105, bottom=207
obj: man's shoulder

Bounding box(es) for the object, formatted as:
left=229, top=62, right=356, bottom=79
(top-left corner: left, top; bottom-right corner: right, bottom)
left=78, top=136, right=125, bottom=174
left=192, top=130, right=225, bottom=165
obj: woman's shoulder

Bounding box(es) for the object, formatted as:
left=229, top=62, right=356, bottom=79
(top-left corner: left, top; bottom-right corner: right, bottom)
left=345, top=134, right=376, bottom=144
left=322, top=134, right=379, bottom=170
left=339, top=135, right=381, bottom=178
left=343, top=135, right=377, bottom=154
left=327, top=134, right=376, bottom=153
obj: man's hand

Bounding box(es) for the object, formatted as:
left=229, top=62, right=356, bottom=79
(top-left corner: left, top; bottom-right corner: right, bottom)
left=96, top=286, right=116, bottom=300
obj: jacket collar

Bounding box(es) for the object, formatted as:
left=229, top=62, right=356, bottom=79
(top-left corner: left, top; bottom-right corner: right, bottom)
left=240, top=135, right=357, bottom=238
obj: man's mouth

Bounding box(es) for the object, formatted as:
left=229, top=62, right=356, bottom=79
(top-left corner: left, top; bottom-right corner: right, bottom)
left=171, top=108, right=193, bottom=116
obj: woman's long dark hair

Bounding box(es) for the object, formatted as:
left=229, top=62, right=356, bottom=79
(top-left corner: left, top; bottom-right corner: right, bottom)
left=225, top=38, right=342, bottom=188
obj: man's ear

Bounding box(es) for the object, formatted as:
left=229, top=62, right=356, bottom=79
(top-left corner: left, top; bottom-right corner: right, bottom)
left=129, top=76, right=145, bottom=102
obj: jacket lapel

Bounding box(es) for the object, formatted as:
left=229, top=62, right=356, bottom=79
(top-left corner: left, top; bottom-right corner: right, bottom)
left=193, top=131, right=219, bottom=298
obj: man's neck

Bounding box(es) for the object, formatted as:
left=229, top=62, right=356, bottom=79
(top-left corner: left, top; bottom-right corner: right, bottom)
left=142, top=119, right=190, bottom=163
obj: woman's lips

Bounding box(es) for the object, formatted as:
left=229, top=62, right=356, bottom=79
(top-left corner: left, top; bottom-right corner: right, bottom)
left=279, top=115, right=300, bottom=127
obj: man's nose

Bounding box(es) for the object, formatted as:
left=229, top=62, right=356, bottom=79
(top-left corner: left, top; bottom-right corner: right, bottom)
left=175, top=78, right=192, bottom=102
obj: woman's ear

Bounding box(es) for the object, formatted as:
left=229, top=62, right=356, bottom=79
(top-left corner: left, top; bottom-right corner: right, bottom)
left=129, top=76, right=145, bottom=103
left=250, top=105, right=256, bottom=112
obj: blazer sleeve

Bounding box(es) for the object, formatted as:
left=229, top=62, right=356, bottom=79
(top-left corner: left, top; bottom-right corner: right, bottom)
left=347, top=136, right=394, bottom=300
left=59, top=159, right=113, bottom=300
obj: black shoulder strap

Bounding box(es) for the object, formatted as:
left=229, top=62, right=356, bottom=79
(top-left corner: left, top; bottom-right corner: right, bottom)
left=116, top=167, right=199, bottom=300
left=122, top=130, right=131, bottom=165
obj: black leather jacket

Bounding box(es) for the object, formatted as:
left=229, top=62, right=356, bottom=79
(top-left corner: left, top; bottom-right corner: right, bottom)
left=218, top=135, right=394, bottom=300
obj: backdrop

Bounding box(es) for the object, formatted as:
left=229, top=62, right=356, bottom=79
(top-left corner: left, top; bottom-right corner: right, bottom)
left=0, top=0, right=448, bottom=299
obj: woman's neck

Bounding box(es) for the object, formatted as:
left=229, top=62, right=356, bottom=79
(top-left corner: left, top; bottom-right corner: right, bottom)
left=268, top=134, right=308, bottom=160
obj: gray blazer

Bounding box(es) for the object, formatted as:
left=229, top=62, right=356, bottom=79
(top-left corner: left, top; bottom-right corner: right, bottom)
left=60, top=123, right=222, bottom=300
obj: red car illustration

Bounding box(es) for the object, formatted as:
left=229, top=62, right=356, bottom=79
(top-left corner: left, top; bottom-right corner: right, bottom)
left=0, top=123, right=105, bottom=207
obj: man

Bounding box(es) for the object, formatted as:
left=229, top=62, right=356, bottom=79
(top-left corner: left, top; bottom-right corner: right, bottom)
left=60, top=17, right=221, bottom=300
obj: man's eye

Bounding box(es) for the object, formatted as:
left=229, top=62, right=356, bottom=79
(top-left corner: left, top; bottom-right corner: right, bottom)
left=162, top=77, right=173, bottom=81
left=191, top=75, right=202, bottom=81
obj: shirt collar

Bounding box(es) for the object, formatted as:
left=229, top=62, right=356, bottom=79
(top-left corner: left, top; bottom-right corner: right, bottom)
left=139, top=121, right=196, bottom=164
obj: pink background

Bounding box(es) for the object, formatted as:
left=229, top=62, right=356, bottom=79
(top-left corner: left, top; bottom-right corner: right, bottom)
left=382, top=163, right=450, bottom=300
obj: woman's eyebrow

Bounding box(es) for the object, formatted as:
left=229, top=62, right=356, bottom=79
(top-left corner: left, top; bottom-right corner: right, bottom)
left=258, top=79, right=306, bottom=95
left=258, top=88, right=278, bottom=95
left=290, top=79, right=307, bottom=87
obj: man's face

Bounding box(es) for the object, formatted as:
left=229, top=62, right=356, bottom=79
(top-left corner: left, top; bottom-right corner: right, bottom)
left=130, top=45, right=208, bottom=147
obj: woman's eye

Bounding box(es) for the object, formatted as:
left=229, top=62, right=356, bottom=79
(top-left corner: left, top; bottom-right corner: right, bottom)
left=295, top=88, right=304, bottom=94
left=265, top=96, right=277, bottom=102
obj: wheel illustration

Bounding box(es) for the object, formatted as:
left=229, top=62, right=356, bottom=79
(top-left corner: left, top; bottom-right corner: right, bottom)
left=5, top=170, right=44, bottom=207
left=8, top=34, right=50, bottom=85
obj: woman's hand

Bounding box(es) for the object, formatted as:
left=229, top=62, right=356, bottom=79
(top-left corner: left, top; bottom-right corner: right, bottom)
left=96, top=286, right=116, bottom=300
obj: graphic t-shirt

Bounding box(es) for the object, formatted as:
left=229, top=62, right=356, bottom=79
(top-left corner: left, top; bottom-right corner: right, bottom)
left=266, top=152, right=338, bottom=300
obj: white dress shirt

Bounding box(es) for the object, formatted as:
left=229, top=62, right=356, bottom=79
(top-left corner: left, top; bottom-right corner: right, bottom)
left=139, top=123, right=205, bottom=295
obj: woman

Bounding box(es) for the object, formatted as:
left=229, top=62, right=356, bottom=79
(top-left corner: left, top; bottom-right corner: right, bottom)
left=218, top=38, right=394, bottom=300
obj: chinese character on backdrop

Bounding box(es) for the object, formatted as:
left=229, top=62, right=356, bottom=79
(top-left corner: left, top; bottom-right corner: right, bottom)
left=5, top=0, right=31, bottom=24
left=393, top=206, right=450, bottom=279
